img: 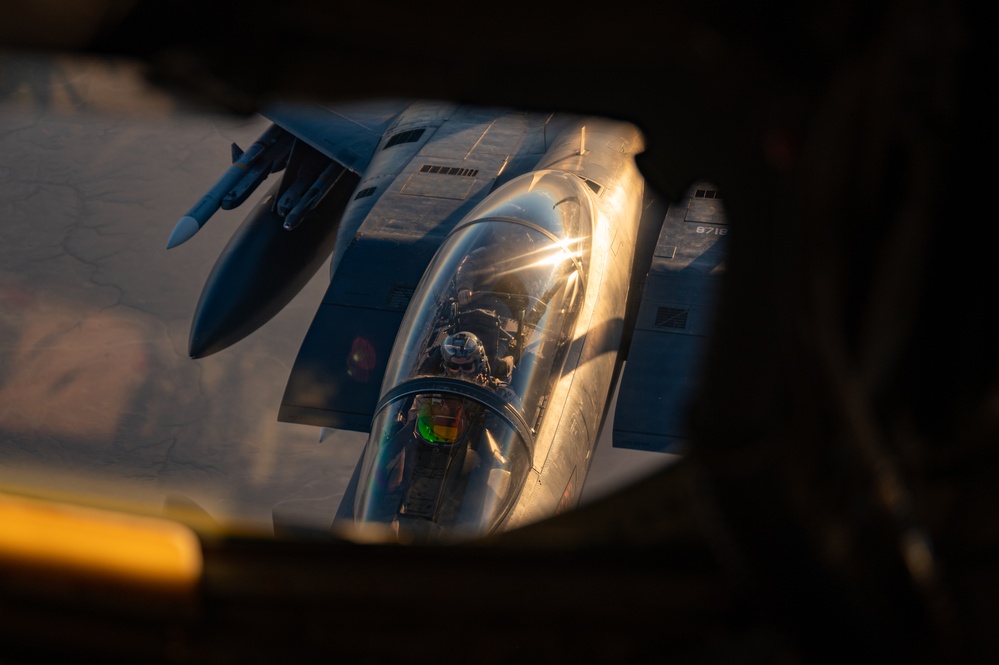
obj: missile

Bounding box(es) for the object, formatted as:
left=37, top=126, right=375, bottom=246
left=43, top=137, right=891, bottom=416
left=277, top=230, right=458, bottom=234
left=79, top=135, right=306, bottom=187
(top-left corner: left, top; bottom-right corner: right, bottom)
left=281, top=161, right=346, bottom=231
left=166, top=124, right=293, bottom=249
left=276, top=179, right=310, bottom=219
left=220, top=132, right=294, bottom=210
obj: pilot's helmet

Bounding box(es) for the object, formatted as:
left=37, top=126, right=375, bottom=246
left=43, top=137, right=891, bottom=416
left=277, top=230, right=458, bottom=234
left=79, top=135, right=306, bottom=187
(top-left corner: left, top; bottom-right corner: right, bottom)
left=442, top=331, right=488, bottom=379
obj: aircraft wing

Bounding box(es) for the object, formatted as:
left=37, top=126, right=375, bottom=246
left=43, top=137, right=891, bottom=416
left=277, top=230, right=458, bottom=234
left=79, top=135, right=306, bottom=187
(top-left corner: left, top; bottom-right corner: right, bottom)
left=261, top=99, right=412, bottom=174
left=276, top=232, right=440, bottom=431
left=612, top=182, right=728, bottom=453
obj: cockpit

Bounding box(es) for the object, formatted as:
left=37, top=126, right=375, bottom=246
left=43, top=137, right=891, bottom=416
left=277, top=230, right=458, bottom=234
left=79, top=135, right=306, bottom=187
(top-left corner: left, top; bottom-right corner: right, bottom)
left=353, top=170, right=595, bottom=540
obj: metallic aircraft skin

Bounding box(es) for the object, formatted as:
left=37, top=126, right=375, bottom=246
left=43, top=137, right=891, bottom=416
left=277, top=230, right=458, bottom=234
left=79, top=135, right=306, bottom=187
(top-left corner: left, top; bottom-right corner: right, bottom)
left=174, top=100, right=646, bottom=541
left=350, top=120, right=646, bottom=540
left=497, top=121, right=645, bottom=531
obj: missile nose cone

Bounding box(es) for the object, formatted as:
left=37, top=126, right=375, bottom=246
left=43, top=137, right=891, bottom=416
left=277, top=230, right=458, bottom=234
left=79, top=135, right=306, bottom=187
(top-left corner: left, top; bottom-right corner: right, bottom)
left=167, top=216, right=201, bottom=249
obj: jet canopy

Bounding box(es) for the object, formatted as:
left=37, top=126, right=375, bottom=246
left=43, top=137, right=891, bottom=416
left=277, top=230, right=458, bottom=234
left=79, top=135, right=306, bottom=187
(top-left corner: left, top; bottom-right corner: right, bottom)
left=353, top=170, right=595, bottom=540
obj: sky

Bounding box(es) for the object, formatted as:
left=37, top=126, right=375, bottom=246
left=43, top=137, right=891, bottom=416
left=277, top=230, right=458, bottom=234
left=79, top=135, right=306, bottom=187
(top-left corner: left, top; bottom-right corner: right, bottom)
left=0, top=52, right=674, bottom=534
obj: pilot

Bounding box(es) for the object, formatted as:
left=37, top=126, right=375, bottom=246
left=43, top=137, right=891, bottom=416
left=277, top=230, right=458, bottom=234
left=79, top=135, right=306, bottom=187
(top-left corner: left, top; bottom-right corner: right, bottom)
left=439, top=331, right=522, bottom=411
left=442, top=331, right=490, bottom=382
left=417, top=331, right=519, bottom=411
left=419, top=331, right=490, bottom=384
left=450, top=304, right=515, bottom=383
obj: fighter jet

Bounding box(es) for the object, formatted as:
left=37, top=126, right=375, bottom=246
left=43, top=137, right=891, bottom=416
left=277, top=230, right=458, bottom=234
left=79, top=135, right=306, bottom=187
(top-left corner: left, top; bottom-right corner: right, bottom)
left=170, top=99, right=726, bottom=542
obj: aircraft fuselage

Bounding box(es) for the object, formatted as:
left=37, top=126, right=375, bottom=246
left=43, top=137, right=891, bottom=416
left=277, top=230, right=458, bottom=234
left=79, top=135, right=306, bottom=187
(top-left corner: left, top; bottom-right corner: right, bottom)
left=343, top=110, right=645, bottom=539
left=178, top=101, right=646, bottom=541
